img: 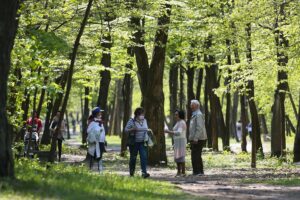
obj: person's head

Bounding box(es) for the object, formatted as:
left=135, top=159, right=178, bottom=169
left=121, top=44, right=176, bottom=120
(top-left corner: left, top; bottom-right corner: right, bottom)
left=56, top=111, right=61, bottom=118
left=134, top=107, right=145, bottom=120
left=174, top=110, right=185, bottom=121
left=190, top=99, right=200, bottom=111
left=92, top=107, right=103, bottom=119
left=33, top=111, right=38, bottom=118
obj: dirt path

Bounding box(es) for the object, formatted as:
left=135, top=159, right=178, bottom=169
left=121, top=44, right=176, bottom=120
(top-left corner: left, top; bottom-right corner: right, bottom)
left=63, top=136, right=300, bottom=200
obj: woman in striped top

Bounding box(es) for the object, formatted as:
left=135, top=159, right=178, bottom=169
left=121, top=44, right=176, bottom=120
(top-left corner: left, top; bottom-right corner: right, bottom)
left=125, top=107, right=150, bottom=178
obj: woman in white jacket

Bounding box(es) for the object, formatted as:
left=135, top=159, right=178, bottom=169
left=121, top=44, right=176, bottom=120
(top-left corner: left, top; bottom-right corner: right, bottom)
left=87, top=107, right=106, bottom=173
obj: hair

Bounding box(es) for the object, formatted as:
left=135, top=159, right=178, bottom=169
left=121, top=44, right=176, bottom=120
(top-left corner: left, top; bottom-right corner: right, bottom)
left=191, top=99, right=200, bottom=107
left=134, top=107, right=144, bottom=118
left=175, top=110, right=185, bottom=120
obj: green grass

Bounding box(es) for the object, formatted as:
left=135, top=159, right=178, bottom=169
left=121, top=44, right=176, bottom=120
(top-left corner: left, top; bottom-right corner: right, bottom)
left=0, top=159, right=200, bottom=200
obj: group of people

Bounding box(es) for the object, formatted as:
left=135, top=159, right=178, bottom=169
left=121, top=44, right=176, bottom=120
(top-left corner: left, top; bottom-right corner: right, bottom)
left=86, top=99, right=207, bottom=177
left=25, top=111, right=66, bottom=161
left=165, top=99, right=207, bottom=177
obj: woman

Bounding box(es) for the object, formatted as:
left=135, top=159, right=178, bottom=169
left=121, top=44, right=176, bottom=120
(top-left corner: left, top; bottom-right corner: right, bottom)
left=165, top=110, right=187, bottom=177
left=125, top=107, right=150, bottom=178
left=50, top=111, right=66, bottom=162
left=87, top=107, right=106, bottom=173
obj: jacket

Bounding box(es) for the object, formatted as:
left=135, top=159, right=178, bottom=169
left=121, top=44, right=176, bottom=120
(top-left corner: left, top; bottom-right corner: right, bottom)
left=189, top=110, right=207, bottom=141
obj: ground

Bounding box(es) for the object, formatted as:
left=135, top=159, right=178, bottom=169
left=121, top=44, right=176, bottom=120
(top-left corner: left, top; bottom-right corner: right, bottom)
left=62, top=134, right=300, bottom=200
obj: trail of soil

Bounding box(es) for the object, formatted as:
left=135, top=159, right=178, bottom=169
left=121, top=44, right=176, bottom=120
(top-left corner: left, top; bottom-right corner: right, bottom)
left=63, top=136, right=300, bottom=200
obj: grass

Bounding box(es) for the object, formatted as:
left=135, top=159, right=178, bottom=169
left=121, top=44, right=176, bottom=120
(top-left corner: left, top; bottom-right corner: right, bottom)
left=0, top=159, right=201, bottom=200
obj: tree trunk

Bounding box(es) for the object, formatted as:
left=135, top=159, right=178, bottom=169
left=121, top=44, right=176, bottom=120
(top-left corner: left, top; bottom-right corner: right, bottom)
left=120, top=47, right=134, bottom=156
left=41, top=74, right=64, bottom=145
left=231, top=92, right=239, bottom=140
left=41, top=94, right=53, bottom=145
left=240, top=95, right=247, bottom=152
left=179, top=65, right=185, bottom=110
left=131, top=2, right=171, bottom=165
left=204, top=36, right=227, bottom=151
left=0, top=0, right=21, bottom=178
left=169, top=60, right=178, bottom=128
left=186, top=48, right=196, bottom=122
left=82, top=86, right=89, bottom=144
left=65, top=110, right=70, bottom=139
left=245, top=23, right=263, bottom=168
left=49, top=0, right=93, bottom=162
left=271, top=3, right=288, bottom=157
left=36, top=76, right=48, bottom=117
left=204, top=72, right=212, bottom=148
left=111, top=79, right=123, bottom=136
left=196, top=68, right=204, bottom=102
left=293, top=91, right=300, bottom=162
left=224, top=39, right=232, bottom=151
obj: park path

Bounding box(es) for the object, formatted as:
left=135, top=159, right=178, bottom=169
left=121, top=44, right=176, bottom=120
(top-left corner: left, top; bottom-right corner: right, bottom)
left=62, top=135, right=300, bottom=200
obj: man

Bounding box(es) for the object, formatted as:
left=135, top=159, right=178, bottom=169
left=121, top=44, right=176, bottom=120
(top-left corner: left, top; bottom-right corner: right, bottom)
left=189, top=99, right=207, bottom=175
left=26, top=111, right=43, bottom=136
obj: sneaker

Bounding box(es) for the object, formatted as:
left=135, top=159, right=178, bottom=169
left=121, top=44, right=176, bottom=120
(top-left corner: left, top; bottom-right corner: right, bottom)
left=175, top=173, right=181, bottom=177
left=142, top=173, right=150, bottom=178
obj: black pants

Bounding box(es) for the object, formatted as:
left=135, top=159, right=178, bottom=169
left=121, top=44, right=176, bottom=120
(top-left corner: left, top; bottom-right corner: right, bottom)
left=89, top=142, right=105, bottom=169
left=191, top=140, right=205, bottom=174
left=57, top=139, right=63, bottom=161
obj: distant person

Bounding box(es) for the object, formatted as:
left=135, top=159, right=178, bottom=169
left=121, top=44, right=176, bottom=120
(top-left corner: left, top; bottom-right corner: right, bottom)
left=236, top=120, right=242, bottom=142
left=87, top=107, right=106, bottom=173
left=125, top=107, right=150, bottom=178
left=247, top=122, right=252, bottom=139
left=189, top=100, right=207, bottom=176
left=165, top=110, right=187, bottom=177
left=50, top=111, right=66, bottom=162
left=26, top=111, right=43, bottom=136
left=72, top=118, right=76, bottom=134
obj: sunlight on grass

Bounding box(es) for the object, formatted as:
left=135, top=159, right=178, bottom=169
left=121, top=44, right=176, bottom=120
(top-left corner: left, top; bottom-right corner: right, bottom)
left=0, top=158, right=200, bottom=200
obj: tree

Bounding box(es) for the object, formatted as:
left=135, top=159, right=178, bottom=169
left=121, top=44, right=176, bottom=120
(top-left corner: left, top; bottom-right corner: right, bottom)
left=0, top=0, right=22, bottom=177
left=131, top=2, right=171, bottom=165
left=49, top=0, right=94, bottom=162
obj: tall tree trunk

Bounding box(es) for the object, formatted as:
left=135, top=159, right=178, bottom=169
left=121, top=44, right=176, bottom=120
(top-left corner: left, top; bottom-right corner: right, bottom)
left=82, top=86, right=89, bottom=144
left=204, top=36, right=227, bottom=151
left=65, top=110, right=70, bottom=139
left=179, top=65, right=185, bottom=110
left=0, top=0, right=21, bottom=178
left=111, top=79, right=123, bottom=136
left=41, top=93, right=53, bottom=145
left=121, top=47, right=134, bottom=156
left=17, top=89, right=30, bottom=142
left=245, top=23, right=263, bottom=168
left=37, top=76, right=48, bottom=117
left=51, top=71, right=68, bottom=120
left=196, top=68, right=204, bottom=102
left=41, top=74, right=64, bottom=145
left=131, top=2, right=171, bottom=165
left=240, top=95, right=248, bottom=152
left=49, top=0, right=93, bottom=162
left=224, top=39, right=232, bottom=151
left=293, top=91, right=300, bottom=162
left=204, top=72, right=212, bottom=148
left=271, top=3, right=288, bottom=157
left=186, top=47, right=196, bottom=122
left=169, top=60, right=178, bottom=128
left=97, top=29, right=112, bottom=134
left=231, top=92, right=239, bottom=140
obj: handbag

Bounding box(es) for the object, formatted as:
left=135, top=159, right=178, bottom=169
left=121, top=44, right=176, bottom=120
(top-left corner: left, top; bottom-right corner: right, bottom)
left=127, top=119, right=136, bottom=146
left=144, top=129, right=155, bottom=147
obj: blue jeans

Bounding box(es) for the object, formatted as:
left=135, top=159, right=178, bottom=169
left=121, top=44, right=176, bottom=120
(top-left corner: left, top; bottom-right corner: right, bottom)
left=129, top=142, right=148, bottom=175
